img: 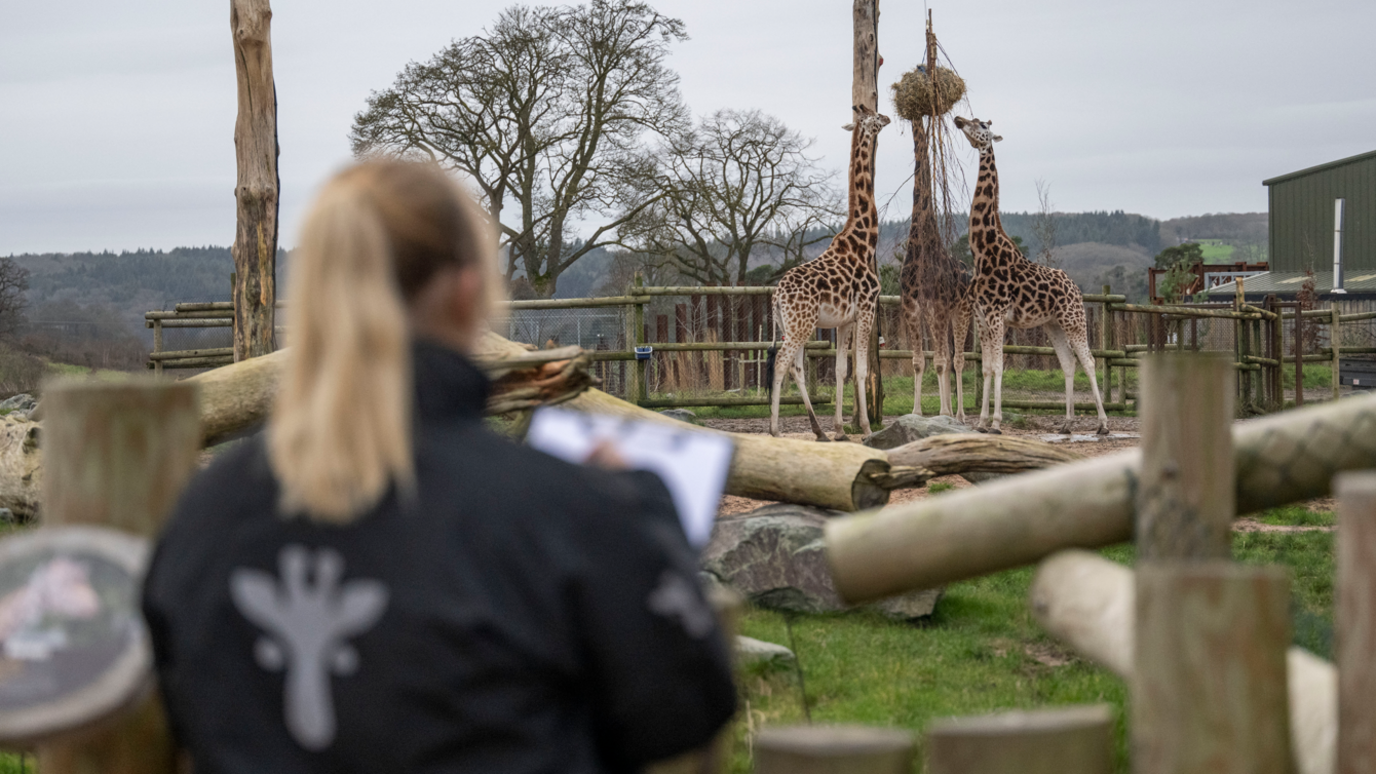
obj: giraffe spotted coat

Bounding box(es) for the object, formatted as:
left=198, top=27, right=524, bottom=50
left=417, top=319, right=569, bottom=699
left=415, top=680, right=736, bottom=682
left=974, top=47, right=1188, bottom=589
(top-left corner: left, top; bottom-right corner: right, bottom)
left=900, top=116, right=971, bottom=421
left=770, top=105, right=890, bottom=441
left=954, top=116, right=1109, bottom=435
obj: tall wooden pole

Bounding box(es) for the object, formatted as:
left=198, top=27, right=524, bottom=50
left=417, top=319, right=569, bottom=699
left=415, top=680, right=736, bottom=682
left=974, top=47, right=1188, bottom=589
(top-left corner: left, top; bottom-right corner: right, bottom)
left=853, top=0, right=883, bottom=429
left=231, top=0, right=279, bottom=361
left=37, top=380, right=202, bottom=774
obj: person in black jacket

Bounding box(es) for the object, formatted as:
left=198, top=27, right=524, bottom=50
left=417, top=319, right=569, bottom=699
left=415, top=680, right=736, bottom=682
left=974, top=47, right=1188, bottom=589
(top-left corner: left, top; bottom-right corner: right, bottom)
left=142, top=161, right=736, bottom=774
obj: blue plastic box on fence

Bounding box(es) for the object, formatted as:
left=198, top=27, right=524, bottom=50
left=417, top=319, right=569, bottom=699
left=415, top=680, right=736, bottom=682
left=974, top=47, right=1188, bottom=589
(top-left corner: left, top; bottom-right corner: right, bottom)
left=634, top=346, right=654, bottom=361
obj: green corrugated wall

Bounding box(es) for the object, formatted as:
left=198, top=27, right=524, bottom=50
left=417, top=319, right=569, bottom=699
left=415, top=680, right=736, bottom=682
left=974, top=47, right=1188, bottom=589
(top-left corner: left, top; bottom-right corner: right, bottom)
left=1267, top=151, right=1376, bottom=273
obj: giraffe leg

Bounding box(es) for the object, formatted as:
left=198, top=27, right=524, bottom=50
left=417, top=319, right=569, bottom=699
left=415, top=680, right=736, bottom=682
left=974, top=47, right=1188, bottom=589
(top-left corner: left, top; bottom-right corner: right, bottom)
left=1069, top=332, right=1111, bottom=435
left=1046, top=323, right=1078, bottom=435
left=951, top=295, right=971, bottom=424
left=769, top=335, right=805, bottom=437
left=832, top=323, right=853, bottom=441
left=790, top=342, right=830, bottom=441
left=906, top=309, right=925, bottom=417
left=977, top=314, right=1005, bottom=434
left=929, top=308, right=951, bottom=417
left=853, top=312, right=875, bottom=439
left=991, top=344, right=1006, bottom=435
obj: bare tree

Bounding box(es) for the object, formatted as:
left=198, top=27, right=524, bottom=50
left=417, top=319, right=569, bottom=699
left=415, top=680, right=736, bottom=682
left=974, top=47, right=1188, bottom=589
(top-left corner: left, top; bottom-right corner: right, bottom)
left=351, top=0, right=688, bottom=297
left=623, top=109, right=840, bottom=286
left=0, top=258, right=29, bottom=340
left=1031, top=178, right=1060, bottom=268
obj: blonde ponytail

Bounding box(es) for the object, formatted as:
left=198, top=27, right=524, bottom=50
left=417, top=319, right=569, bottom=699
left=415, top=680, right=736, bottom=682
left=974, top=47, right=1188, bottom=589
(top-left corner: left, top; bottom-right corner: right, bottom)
left=267, top=174, right=414, bottom=523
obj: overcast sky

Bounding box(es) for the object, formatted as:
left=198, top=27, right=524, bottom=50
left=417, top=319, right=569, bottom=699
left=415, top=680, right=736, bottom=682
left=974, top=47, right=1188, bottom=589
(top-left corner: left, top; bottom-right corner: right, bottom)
left=2, top=0, right=1372, bottom=255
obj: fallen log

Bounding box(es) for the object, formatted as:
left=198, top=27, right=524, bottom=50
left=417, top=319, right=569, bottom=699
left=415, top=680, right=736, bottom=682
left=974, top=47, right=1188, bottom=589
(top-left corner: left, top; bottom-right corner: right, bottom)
left=6, top=331, right=1081, bottom=517
left=885, top=434, right=1081, bottom=477
left=1029, top=550, right=1335, bottom=774
left=477, top=332, right=900, bottom=511
left=826, top=392, right=1376, bottom=604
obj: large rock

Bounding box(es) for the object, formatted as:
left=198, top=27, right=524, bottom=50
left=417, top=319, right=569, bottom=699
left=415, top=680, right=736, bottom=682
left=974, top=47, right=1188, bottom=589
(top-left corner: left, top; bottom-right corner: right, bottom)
left=864, top=414, right=972, bottom=450
left=0, top=394, right=36, bottom=416
left=702, top=503, right=941, bottom=621
left=736, top=635, right=795, bottom=665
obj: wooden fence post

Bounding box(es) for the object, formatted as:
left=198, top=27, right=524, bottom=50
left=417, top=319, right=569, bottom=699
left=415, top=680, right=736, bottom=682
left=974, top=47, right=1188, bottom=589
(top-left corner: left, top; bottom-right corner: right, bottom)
left=1295, top=302, right=1306, bottom=407
left=1100, top=285, right=1112, bottom=407
left=1133, top=563, right=1292, bottom=774
left=754, top=725, right=913, bottom=774
left=152, top=319, right=164, bottom=377
left=1135, top=353, right=1235, bottom=561
left=1336, top=472, right=1376, bottom=774
left=230, top=0, right=278, bottom=361
left=37, top=380, right=202, bottom=774
left=926, top=705, right=1113, bottom=774
left=1333, top=302, right=1342, bottom=401
left=1268, top=295, right=1283, bottom=410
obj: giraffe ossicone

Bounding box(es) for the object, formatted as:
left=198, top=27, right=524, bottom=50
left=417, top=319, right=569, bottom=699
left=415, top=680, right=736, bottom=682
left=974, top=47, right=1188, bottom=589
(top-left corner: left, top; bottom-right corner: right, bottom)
left=953, top=115, right=1109, bottom=436
left=769, top=104, right=889, bottom=442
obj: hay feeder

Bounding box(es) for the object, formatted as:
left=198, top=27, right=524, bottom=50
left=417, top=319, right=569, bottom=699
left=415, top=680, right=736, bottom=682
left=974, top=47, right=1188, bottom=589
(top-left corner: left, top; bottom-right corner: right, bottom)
left=891, top=65, right=965, bottom=121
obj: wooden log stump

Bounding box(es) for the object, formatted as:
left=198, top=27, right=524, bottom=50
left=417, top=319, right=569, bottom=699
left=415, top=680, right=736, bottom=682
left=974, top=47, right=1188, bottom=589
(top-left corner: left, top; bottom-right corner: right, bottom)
left=36, top=379, right=202, bottom=774
left=1030, top=549, right=1335, bottom=774
left=1336, top=472, right=1376, bottom=774
left=1132, top=562, right=1292, bottom=774
left=926, top=705, right=1113, bottom=774
left=754, top=725, right=913, bottom=774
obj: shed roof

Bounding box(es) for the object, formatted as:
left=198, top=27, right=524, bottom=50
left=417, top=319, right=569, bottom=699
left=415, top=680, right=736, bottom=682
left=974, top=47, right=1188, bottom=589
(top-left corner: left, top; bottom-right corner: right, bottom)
left=1263, top=149, right=1376, bottom=186
left=1199, top=270, right=1376, bottom=297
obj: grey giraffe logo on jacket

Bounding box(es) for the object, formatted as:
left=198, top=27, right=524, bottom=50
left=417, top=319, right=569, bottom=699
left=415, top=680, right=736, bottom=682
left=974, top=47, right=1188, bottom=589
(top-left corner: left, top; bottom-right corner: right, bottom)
left=230, top=545, right=389, bottom=751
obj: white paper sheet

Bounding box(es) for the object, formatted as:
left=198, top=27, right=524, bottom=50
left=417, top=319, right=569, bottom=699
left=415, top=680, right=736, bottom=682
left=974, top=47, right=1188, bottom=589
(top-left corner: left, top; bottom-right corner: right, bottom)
left=525, top=408, right=735, bottom=548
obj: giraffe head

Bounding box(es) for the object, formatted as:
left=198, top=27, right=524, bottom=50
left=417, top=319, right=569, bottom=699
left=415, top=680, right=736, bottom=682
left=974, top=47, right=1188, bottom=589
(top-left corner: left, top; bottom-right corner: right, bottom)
left=842, top=105, right=891, bottom=138
left=953, top=116, right=1002, bottom=152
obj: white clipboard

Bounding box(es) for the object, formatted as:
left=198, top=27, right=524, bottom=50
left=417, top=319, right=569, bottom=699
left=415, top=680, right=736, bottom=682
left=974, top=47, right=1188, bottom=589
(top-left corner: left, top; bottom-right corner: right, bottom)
left=525, top=408, right=734, bottom=548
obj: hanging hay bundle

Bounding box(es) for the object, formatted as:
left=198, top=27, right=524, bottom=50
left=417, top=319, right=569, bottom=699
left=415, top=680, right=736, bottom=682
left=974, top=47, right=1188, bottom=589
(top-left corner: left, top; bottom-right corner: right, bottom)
left=891, top=65, right=965, bottom=121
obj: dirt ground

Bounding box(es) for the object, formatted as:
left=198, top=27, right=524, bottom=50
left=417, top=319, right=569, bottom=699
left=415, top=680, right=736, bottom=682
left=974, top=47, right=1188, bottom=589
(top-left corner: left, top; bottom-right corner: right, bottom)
left=707, top=413, right=1336, bottom=531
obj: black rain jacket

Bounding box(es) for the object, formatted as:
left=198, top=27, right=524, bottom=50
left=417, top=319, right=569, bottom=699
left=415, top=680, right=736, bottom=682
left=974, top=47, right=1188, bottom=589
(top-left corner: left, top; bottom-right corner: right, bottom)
left=142, top=340, right=736, bottom=774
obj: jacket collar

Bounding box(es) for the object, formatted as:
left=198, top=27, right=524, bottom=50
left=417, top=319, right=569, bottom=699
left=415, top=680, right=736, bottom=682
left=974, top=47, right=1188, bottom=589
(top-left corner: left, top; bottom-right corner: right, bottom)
left=412, top=338, right=490, bottom=421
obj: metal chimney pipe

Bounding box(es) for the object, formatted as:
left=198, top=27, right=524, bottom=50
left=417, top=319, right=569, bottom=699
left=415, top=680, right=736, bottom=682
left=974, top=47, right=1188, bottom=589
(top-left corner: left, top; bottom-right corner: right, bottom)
left=1334, top=198, right=1347, bottom=294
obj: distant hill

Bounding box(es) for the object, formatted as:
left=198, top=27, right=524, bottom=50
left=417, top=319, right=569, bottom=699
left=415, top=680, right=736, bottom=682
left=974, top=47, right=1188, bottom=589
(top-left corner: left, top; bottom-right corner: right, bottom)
left=9, top=247, right=287, bottom=339
left=7, top=211, right=1269, bottom=326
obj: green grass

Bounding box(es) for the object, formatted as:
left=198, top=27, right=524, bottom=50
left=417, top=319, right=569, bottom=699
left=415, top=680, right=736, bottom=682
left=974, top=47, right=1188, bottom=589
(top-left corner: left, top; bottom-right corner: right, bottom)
left=685, top=369, right=1139, bottom=422
left=44, top=362, right=131, bottom=382
left=1282, top=363, right=1332, bottom=389
left=730, top=508, right=1335, bottom=773
left=927, top=482, right=956, bottom=494
left=1200, top=243, right=1236, bottom=263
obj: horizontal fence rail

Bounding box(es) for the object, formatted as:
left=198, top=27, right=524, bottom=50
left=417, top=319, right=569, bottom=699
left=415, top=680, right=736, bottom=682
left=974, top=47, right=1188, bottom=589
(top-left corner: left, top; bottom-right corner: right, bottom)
left=146, top=283, right=1374, bottom=413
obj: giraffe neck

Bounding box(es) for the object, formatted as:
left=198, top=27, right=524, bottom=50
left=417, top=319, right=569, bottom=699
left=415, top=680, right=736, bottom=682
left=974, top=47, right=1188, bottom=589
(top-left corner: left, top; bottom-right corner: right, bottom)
left=969, top=147, right=1022, bottom=273
left=839, top=124, right=879, bottom=257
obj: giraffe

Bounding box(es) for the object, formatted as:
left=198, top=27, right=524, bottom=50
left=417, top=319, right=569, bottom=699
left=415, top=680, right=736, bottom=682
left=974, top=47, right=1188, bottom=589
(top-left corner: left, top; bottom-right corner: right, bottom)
left=900, top=114, right=972, bottom=422
left=953, top=116, right=1109, bottom=436
left=769, top=104, right=890, bottom=441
